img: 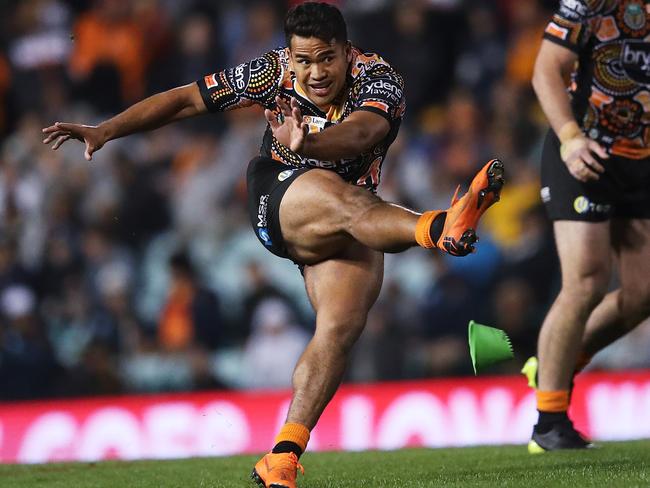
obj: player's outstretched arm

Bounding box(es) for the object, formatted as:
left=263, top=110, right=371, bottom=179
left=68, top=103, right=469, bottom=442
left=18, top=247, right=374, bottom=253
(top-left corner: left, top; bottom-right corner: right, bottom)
left=265, top=96, right=390, bottom=160
left=42, top=83, right=207, bottom=160
left=532, top=40, right=608, bottom=182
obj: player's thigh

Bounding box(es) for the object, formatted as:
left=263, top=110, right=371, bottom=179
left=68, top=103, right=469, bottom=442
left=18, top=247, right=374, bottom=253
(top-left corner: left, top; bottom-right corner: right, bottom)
left=303, top=241, right=383, bottom=350
left=280, top=168, right=379, bottom=264
left=553, top=220, right=612, bottom=298
left=614, top=219, right=650, bottom=316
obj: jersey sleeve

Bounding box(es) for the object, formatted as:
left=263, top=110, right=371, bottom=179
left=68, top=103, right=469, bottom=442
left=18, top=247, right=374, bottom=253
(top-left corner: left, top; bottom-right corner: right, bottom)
left=197, top=50, right=284, bottom=112
left=352, top=65, right=406, bottom=123
left=543, top=0, right=602, bottom=53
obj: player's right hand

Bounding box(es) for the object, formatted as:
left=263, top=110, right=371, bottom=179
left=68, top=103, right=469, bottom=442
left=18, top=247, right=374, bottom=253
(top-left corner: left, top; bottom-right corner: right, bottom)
left=560, top=135, right=608, bottom=182
left=42, top=122, right=107, bottom=161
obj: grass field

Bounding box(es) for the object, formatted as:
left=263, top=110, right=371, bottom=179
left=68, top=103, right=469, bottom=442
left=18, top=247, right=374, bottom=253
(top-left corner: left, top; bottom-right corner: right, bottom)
left=1, top=440, right=649, bottom=488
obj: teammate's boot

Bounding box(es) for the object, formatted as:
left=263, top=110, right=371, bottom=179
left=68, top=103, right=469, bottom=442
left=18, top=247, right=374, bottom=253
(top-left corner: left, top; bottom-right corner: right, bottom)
left=251, top=452, right=304, bottom=488
left=521, top=356, right=538, bottom=389
left=528, top=418, right=593, bottom=454
left=437, top=159, right=505, bottom=256
left=522, top=356, right=576, bottom=398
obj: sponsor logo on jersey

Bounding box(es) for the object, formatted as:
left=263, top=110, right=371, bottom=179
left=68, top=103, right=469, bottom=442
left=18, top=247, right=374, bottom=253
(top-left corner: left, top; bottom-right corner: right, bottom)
left=303, top=116, right=327, bottom=133
left=621, top=41, right=650, bottom=84
left=229, top=57, right=267, bottom=95
left=558, top=0, right=588, bottom=21
left=258, top=227, right=272, bottom=246
left=573, top=196, right=611, bottom=215
left=204, top=74, right=218, bottom=89
left=302, top=158, right=338, bottom=169
left=278, top=169, right=294, bottom=182
left=362, top=78, right=403, bottom=103
left=541, top=186, right=551, bottom=203
left=546, top=21, right=570, bottom=41
left=624, top=2, right=646, bottom=31
left=257, top=195, right=269, bottom=228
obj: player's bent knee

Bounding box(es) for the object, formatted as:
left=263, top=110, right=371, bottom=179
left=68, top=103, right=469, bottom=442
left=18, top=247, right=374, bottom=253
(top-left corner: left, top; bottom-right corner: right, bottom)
left=315, top=316, right=367, bottom=354
left=560, top=274, right=608, bottom=311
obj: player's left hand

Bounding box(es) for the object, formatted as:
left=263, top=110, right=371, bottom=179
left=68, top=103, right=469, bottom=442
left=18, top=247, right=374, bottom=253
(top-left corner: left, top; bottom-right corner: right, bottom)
left=264, top=96, right=306, bottom=153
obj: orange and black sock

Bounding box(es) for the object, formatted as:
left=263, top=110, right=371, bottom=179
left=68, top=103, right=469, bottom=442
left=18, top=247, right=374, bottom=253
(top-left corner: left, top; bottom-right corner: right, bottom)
left=536, top=390, right=570, bottom=431
left=415, top=210, right=446, bottom=249
left=272, top=423, right=310, bottom=458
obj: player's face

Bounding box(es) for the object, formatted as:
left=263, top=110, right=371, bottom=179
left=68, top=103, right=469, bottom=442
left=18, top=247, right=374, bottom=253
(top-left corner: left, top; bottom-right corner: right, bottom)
left=289, top=36, right=351, bottom=109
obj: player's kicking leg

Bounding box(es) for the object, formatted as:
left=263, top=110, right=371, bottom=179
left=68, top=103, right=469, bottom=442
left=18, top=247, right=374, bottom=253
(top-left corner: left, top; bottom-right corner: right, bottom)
left=276, top=158, right=504, bottom=265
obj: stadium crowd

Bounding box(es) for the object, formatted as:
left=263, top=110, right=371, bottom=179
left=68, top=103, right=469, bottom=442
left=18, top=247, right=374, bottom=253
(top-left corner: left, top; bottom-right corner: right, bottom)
left=0, top=0, right=648, bottom=401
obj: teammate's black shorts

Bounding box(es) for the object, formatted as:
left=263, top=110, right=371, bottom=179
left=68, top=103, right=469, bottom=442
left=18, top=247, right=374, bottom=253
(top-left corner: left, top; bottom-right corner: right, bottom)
left=541, top=130, right=650, bottom=221
left=246, top=156, right=313, bottom=261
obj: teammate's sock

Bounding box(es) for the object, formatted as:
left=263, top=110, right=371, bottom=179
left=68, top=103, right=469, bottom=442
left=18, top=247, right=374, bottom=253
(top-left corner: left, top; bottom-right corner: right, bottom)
left=415, top=210, right=446, bottom=249
left=575, top=351, right=593, bottom=373
left=535, top=410, right=569, bottom=434
left=271, top=423, right=310, bottom=458
left=535, top=390, right=569, bottom=432
left=536, top=390, right=569, bottom=413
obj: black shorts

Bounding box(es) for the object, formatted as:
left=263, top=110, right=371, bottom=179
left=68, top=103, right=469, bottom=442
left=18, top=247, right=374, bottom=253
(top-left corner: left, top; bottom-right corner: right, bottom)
left=246, top=156, right=313, bottom=261
left=541, top=130, right=650, bottom=221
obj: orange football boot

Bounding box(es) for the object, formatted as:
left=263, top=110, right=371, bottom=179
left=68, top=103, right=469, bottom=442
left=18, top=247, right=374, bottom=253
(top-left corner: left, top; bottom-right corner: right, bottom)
left=251, top=452, right=304, bottom=488
left=437, top=159, right=504, bottom=256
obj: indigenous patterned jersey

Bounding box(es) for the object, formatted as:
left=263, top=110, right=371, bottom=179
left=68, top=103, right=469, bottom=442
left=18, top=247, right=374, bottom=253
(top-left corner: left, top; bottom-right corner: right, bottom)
left=544, top=0, right=650, bottom=159
left=197, top=46, right=405, bottom=192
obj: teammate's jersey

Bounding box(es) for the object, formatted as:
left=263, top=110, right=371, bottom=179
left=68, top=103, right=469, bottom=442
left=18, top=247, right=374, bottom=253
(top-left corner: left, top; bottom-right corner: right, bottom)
left=544, top=0, right=650, bottom=159
left=197, top=46, right=405, bottom=192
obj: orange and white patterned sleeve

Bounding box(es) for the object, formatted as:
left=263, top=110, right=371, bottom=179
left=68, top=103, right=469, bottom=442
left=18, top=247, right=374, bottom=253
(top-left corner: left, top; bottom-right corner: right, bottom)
left=543, top=0, right=602, bottom=53
left=352, top=63, right=406, bottom=123
left=197, top=50, right=284, bottom=112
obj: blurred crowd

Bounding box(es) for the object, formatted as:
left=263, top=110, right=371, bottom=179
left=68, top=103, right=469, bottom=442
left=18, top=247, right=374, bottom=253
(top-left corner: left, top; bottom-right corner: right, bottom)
left=1, top=0, right=649, bottom=401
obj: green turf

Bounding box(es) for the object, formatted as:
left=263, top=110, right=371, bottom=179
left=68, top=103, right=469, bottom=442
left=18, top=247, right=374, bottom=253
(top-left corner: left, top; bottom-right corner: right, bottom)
left=1, top=440, right=648, bottom=487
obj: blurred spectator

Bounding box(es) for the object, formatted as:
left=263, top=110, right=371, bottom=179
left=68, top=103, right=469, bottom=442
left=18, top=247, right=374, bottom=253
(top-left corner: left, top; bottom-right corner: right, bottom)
left=349, top=280, right=414, bottom=382
left=0, top=285, right=61, bottom=399
left=487, top=276, right=541, bottom=371
left=241, top=298, right=310, bottom=389
left=110, top=150, right=171, bottom=250
left=237, top=260, right=305, bottom=346
left=504, top=0, right=546, bottom=87
left=148, top=8, right=223, bottom=93
left=159, top=251, right=222, bottom=351
left=454, top=3, right=505, bottom=102
left=229, top=1, right=284, bottom=65
left=6, top=0, right=71, bottom=119
left=69, top=0, right=146, bottom=109
left=415, top=254, right=483, bottom=377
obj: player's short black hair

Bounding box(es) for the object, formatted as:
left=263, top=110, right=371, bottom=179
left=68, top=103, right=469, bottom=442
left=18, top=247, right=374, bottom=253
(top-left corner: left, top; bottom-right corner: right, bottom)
left=284, top=2, right=348, bottom=47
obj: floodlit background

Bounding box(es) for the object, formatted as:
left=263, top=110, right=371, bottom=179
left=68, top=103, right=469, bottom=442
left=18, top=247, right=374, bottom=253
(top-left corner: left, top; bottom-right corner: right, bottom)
left=0, top=0, right=649, bottom=405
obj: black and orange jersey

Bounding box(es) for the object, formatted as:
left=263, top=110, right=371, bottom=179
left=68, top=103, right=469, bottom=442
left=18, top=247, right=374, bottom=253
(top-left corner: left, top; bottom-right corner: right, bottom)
left=197, top=46, right=405, bottom=192
left=544, top=0, right=650, bottom=159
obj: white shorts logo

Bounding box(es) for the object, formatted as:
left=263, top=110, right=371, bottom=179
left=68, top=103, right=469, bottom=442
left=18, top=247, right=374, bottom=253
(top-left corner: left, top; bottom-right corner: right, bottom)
left=278, top=169, right=294, bottom=182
